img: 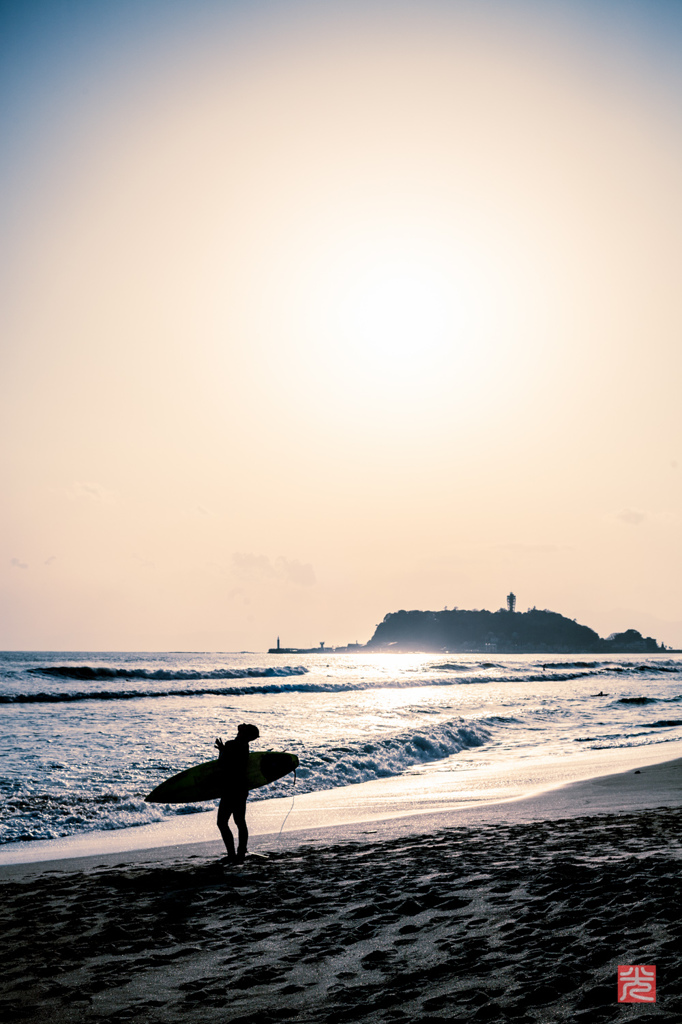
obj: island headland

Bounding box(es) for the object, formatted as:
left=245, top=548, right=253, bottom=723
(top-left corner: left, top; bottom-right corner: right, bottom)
left=365, top=606, right=663, bottom=654
left=271, top=594, right=667, bottom=654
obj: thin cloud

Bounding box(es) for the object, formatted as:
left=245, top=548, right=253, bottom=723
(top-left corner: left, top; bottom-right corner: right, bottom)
left=494, top=543, right=566, bottom=554
left=131, top=554, right=155, bottom=568
left=231, top=552, right=316, bottom=586
left=69, top=482, right=117, bottom=503
left=231, top=553, right=277, bottom=580
left=44, top=556, right=57, bottom=565
left=615, top=508, right=646, bottom=526
left=275, top=556, right=316, bottom=586
left=11, top=557, right=28, bottom=569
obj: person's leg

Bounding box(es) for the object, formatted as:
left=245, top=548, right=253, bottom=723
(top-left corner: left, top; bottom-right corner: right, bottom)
left=217, top=797, right=236, bottom=859
left=233, top=790, right=248, bottom=862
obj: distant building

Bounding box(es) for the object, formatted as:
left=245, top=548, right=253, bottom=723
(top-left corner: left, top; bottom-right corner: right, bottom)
left=507, top=592, right=516, bottom=613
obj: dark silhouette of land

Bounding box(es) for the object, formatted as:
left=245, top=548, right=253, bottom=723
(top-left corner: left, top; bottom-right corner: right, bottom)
left=365, top=608, right=663, bottom=654
left=268, top=638, right=332, bottom=654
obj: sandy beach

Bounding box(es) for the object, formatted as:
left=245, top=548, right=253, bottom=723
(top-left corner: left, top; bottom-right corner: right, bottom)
left=2, top=759, right=682, bottom=1023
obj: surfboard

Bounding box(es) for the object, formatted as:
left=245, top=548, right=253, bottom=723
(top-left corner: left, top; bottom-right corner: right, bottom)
left=145, top=750, right=298, bottom=804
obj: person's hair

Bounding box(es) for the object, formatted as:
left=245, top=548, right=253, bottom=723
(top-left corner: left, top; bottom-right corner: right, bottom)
left=237, top=723, right=260, bottom=741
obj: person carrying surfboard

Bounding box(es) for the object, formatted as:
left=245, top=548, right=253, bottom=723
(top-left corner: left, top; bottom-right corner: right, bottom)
left=214, top=723, right=260, bottom=864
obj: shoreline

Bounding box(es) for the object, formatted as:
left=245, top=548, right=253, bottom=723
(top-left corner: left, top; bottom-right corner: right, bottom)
left=2, top=783, right=681, bottom=1021
left=2, top=753, right=681, bottom=1022
left=3, top=751, right=681, bottom=880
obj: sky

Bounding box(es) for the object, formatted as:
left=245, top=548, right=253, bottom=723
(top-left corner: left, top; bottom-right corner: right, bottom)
left=1, top=0, right=681, bottom=651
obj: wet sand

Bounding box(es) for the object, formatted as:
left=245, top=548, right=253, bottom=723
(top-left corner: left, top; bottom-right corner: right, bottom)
left=2, top=760, right=682, bottom=1023
left=5, top=741, right=682, bottom=870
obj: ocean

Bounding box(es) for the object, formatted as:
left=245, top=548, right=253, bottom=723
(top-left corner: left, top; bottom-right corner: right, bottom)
left=2, top=650, right=682, bottom=847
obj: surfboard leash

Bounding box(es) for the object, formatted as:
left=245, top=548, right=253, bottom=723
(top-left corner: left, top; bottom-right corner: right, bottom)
left=278, top=768, right=296, bottom=838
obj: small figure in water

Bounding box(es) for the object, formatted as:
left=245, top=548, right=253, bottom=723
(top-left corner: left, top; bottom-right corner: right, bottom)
left=215, top=723, right=260, bottom=864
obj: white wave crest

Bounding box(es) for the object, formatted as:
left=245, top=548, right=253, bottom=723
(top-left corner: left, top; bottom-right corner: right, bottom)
left=261, top=719, right=492, bottom=797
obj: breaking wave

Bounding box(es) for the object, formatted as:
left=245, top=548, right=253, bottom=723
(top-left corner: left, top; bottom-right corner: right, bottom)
left=0, top=717, right=495, bottom=842
left=1, top=670, right=600, bottom=703
left=290, top=718, right=493, bottom=793
left=618, top=696, right=659, bottom=704
left=0, top=790, right=170, bottom=844
left=434, top=662, right=498, bottom=672
left=541, top=661, right=601, bottom=669
left=617, top=695, right=682, bottom=705
left=30, top=664, right=308, bottom=681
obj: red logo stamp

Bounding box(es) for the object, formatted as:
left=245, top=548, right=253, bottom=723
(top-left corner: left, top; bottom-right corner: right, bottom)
left=618, top=965, right=656, bottom=1002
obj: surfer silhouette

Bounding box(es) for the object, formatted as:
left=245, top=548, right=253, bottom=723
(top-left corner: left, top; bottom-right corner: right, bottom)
left=215, top=723, right=260, bottom=864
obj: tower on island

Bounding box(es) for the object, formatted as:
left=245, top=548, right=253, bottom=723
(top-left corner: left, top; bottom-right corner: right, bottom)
left=507, top=592, right=516, bottom=613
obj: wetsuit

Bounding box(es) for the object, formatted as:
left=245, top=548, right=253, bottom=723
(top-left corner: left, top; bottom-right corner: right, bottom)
left=217, top=737, right=250, bottom=861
